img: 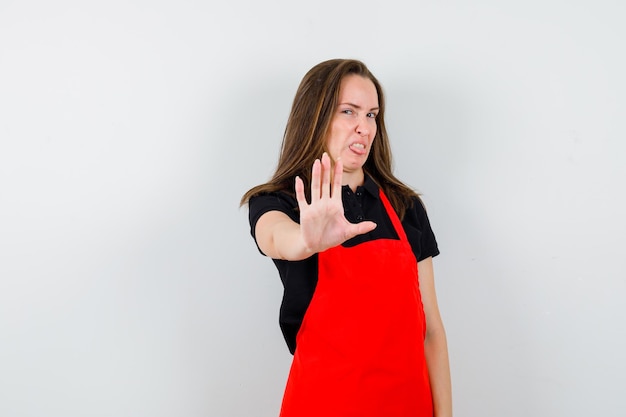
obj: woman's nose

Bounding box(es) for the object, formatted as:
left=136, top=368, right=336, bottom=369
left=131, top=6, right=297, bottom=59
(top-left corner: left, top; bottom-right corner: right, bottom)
left=356, top=116, right=370, bottom=136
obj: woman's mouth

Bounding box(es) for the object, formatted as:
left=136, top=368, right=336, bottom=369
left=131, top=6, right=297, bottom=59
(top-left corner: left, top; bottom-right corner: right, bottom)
left=349, top=143, right=366, bottom=155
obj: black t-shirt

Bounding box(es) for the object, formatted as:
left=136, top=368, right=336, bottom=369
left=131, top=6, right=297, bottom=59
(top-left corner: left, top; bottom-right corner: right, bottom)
left=248, top=175, right=440, bottom=354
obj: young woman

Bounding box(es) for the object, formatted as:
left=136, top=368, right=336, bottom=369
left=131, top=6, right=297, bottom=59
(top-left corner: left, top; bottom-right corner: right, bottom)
left=241, top=59, right=452, bottom=417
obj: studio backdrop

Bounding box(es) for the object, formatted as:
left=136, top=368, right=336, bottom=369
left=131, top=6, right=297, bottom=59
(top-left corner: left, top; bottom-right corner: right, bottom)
left=1, top=1, right=624, bottom=416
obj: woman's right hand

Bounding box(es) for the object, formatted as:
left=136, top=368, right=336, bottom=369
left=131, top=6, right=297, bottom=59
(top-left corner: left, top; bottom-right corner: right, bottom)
left=254, top=153, right=376, bottom=260
left=295, top=152, right=377, bottom=255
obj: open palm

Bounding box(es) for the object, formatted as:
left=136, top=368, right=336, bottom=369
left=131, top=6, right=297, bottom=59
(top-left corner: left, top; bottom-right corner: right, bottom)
left=295, top=153, right=376, bottom=254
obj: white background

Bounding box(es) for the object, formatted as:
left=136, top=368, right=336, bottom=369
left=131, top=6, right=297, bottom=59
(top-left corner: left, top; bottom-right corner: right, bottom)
left=1, top=1, right=625, bottom=416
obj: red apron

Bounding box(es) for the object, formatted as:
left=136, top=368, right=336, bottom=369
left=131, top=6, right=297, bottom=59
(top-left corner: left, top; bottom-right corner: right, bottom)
left=279, top=190, right=432, bottom=417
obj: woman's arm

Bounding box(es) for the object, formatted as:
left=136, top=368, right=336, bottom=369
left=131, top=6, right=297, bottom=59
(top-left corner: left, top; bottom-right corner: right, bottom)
left=255, top=210, right=313, bottom=260
left=254, top=153, right=376, bottom=260
left=419, top=256, right=453, bottom=417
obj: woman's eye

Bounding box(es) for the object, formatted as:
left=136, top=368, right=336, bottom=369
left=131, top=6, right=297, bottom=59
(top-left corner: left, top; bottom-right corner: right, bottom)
left=367, top=112, right=377, bottom=119
left=342, top=109, right=354, bottom=115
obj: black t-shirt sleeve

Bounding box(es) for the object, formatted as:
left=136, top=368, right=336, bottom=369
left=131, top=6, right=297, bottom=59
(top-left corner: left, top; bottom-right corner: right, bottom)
left=248, top=192, right=299, bottom=255
left=402, top=196, right=440, bottom=262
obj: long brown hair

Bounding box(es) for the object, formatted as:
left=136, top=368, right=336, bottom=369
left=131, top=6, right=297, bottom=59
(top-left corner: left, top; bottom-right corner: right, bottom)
left=240, top=59, right=419, bottom=219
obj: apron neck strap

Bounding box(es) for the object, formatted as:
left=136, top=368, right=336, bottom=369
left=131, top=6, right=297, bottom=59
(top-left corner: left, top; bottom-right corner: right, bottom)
left=378, top=190, right=409, bottom=243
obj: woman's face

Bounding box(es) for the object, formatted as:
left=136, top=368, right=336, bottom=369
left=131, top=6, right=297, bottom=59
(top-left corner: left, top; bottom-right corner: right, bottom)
left=325, top=74, right=379, bottom=177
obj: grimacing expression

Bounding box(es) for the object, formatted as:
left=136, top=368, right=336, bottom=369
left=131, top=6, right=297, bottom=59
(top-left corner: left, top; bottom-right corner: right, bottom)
left=325, top=74, right=379, bottom=175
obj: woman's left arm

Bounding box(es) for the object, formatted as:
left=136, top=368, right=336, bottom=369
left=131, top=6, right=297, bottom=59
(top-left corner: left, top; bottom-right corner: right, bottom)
left=419, top=256, right=452, bottom=417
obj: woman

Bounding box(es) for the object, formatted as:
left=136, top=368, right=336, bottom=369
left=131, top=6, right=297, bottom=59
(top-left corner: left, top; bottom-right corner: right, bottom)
left=241, top=59, right=452, bottom=417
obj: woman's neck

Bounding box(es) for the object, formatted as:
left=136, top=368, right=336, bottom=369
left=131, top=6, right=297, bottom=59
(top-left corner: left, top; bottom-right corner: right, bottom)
left=342, top=169, right=365, bottom=192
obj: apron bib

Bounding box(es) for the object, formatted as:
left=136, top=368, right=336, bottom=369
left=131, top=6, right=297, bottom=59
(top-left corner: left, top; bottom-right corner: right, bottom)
left=279, top=190, right=432, bottom=417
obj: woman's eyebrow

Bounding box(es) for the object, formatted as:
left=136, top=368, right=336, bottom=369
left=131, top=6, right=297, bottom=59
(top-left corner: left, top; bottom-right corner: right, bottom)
left=340, top=102, right=380, bottom=111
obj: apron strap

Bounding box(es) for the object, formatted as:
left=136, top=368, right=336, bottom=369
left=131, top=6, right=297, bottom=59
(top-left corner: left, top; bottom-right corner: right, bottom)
left=378, top=190, right=409, bottom=243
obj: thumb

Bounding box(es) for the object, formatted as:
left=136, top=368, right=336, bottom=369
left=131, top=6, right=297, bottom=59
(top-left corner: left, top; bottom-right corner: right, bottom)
left=347, top=221, right=377, bottom=239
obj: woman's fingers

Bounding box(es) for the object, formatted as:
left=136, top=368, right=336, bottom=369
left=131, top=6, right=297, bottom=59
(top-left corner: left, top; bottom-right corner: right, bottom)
left=332, top=157, right=343, bottom=199
left=295, top=176, right=307, bottom=209
left=321, top=153, right=331, bottom=199
left=306, top=152, right=343, bottom=205
left=310, top=158, right=321, bottom=202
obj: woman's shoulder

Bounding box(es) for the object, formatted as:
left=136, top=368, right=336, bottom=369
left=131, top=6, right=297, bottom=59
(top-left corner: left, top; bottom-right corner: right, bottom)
left=401, top=194, right=440, bottom=260
left=249, top=189, right=297, bottom=208
left=403, top=194, right=431, bottom=227
left=248, top=190, right=299, bottom=227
